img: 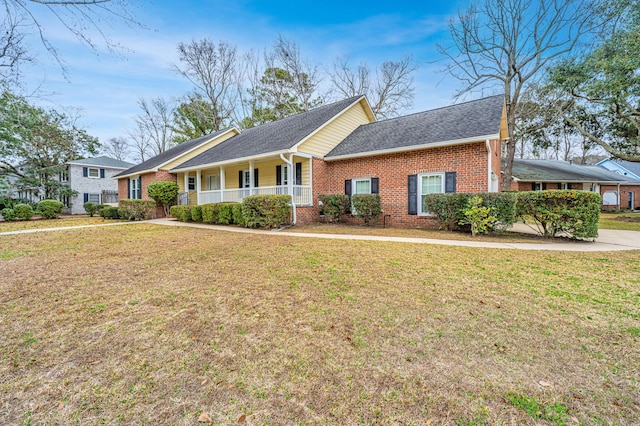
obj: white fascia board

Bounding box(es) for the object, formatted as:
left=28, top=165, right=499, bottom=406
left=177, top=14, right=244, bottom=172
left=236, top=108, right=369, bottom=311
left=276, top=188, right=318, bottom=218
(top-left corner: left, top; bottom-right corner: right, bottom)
left=155, top=128, right=240, bottom=170
left=171, top=150, right=290, bottom=173
left=324, top=134, right=499, bottom=161
left=67, top=163, right=131, bottom=170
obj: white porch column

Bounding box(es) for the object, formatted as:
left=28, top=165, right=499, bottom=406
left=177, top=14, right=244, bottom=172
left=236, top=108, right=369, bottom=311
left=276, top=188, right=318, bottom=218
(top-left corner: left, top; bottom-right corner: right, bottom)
left=220, top=166, right=226, bottom=202
left=196, top=170, right=202, bottom=204
left=249, top=160, right=255, bottom=195
left=288, top=155, right=294, bottom=199
left=183, top=172, right=189, bottom=194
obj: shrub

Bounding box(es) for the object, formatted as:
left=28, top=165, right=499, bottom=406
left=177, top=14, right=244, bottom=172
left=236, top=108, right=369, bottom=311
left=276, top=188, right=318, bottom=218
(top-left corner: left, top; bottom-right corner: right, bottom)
left=351, top=194, right=382, bottom=226
left=119, top=199, right=156, bottom=221
left=517, top=190, right=600, bottom=239
left=217, top=203, right=236, bottom=225
left=423, top=193, right=469, bottom=230
left=14, top=203, right=34, bottom=220
left=170, top=205, right=184, bottom=219
left=318, top=194, right=350, bottom=222
left=147, top=181, right=179, bottom=217
left=1, top=208, right=16, bottom=221
left=478, top=192, right=518, bottom=230
left=460, top=196, right=497, bottom=236
left=232, top=203, right=245, bottom=226
left=38, top=199, right=64, bottom=219
left=191, top=205, right=203, bottom=222
left=242, top=194, right=292, bottom=228
left=83, top=201, right=97, bottom=217
left=179, top=206, right=192, bottom=222
left=201, top=203, right=219, bottom=224
left=101, top=206, right=121, bottom=219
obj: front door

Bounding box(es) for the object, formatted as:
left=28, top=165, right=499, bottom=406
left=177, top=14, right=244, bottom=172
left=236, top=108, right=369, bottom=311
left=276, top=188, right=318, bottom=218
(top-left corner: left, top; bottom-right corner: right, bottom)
left=629, top=192, right=635, bottom=210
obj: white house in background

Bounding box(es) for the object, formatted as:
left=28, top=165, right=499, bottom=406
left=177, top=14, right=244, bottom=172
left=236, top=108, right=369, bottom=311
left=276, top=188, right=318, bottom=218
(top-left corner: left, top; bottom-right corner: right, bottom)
left=66, top=156, right=134, bottom=214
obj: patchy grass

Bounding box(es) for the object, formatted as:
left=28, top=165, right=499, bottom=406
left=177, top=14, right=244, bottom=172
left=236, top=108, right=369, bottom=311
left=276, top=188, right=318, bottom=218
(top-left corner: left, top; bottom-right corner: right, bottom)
left=0, top=224, right=639, bottom=424
left=599, top=213, right=640, bottom=231
left=0, top=216, right=121, bottom=233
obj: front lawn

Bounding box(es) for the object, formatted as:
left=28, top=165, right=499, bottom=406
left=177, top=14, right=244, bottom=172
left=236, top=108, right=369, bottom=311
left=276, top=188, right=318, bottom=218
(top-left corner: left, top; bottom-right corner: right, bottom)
left=0, top=216, right=121, bottom=233
left=0, top=225, right=638, bottom=424
left=599, top=212, right=640, bottom=231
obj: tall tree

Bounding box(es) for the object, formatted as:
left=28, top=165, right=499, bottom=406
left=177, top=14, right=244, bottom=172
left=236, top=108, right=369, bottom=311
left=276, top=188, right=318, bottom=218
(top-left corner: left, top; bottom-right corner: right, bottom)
left=0, top=90, right=99, bottom=199
left=133, top=97, right=175, bottom=157
left=330, top=55, right=418, bottom=119
left=546, top=1, right=640, bottom=161
left=101, top=136, right=131, bottom=162
left=171, top=94, right=221, bottom=143
left=438, top=0, right=604, bottom=190
left=173, top=39, right=240, bottom=132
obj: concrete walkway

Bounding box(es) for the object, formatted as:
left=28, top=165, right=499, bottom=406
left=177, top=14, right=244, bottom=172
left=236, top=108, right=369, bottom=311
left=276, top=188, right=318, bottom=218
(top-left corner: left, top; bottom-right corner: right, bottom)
left=2, top=218, right=639, bottom=252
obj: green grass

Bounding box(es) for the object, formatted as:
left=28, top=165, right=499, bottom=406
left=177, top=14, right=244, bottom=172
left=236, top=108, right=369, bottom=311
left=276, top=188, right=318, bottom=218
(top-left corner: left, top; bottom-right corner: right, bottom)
left=0, top=224, right=638, bottom=424
left=599, top=212, right=640, bottom=231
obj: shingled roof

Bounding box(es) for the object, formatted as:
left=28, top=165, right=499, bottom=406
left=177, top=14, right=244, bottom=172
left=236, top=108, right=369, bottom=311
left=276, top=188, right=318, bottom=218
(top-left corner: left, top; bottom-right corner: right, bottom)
left=67, top=156, right=134, bottom=169
left=510, top=159, right=640, bottom=183
left=172, top=96, right=365, bottom=171
left=114, top=129, right=234, bottom=178
left=325, top=95, right=504, bottom=159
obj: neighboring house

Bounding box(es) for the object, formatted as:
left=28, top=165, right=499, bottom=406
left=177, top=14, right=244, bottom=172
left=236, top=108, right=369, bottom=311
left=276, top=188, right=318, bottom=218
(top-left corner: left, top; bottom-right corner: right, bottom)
left=115, top=94, right=505, bottom=227
left=114, top=129, right=240, bottom=213
left=596, top=158, right=640, bottom=181
left=508, top=158, right=640, bottom=210
left=66, top=156, right=134, bottom=214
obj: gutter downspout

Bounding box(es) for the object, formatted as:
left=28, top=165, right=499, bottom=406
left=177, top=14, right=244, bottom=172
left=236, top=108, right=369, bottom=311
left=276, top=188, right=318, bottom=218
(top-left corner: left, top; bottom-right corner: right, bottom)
left=485, top=139, right=492, bottom=192
left=280, top=152, right=296, bottom=225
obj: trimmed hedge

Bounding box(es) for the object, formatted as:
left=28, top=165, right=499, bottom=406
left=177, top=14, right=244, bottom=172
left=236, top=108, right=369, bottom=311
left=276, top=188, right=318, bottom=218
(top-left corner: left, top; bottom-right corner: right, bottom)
left=218, top=203, right=235, bottom=225
left=201, top=203, right=218, bottom=224
left=37, top=199, right=64, bottom=219
left=191, top=205, right=202, bottom=222
left=14, top=203, right=34, bottom=220
left=1, top=208, right=16, bottom=221
left=232, top=203, right=245, bottom=227
left=351, top=194, right=382, bottom=226
left=242, top=194, right=292, bottom=229
left=318, top=194, right=350, bottom=222
left=517, top=190, right=600, bottom=239
left=119, top=199, right=156, bottom=221
left=423, top=192, right=517, bottom=231
left=101, top=206, right=122, bottom=219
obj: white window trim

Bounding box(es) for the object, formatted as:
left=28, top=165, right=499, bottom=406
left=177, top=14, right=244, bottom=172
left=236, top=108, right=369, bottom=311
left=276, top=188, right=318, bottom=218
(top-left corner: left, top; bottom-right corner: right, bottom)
left=88, top=167, right=100, bottom=178
left=187, top=176, right=196, bottom=191
left=281, top=165, right=289, bottom=186
left=241, top=170, right=251, bottom=188
left=88, top=193, right=101, bottom=204
left=418, top=172, right=445, bottom=216
left=129, top=177, right=141, bottom=199
left=352, top=178, right=372, bottom=195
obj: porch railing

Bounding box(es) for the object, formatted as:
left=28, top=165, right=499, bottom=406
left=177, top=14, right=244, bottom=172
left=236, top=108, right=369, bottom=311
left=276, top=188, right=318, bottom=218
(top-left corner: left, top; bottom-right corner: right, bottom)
left=177, top=192, right=190, bottom=206
left=198, top=185, right=312, bottom=206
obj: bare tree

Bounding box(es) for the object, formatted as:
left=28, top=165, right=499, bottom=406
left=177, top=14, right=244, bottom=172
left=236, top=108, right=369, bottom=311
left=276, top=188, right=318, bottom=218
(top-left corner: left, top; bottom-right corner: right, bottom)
left=438, top=0, right=604, bottom=190
left=330, top=55, right=417, bottom=119
left=0, top=9, right=32, bottom=82
left=101, top=136, right=130, bottom=162
left=173, top=39, right=240, bottom=131
left=128, top=121, right=152, bottom=163
left=133, top=97, right=175, bottom=157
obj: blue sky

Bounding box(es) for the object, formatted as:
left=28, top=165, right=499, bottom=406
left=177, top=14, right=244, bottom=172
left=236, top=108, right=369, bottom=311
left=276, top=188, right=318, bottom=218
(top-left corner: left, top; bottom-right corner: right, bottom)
left=21, top=0, right=472, bottom=148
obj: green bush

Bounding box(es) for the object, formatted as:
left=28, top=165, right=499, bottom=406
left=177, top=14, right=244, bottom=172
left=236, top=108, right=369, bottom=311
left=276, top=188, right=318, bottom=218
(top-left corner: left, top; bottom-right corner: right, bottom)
left=460, top=196, right=497, bottom=236
left=423, top=193, right=469, bottom=230
left=242, top=194, right=292, bottom=228
left=169, top=205, right=183, bottom=219
left=232, top=203, right=245, bottom=226
left=119, top=199, right=156, bottom=221
left=38, top=199, right=64, bottom=219
left=478, top=192, right=518, bottom=230
left=179, top=206, right=192, bottom=222
left=201, top=203, right=219, bottom=224
left=318, top=194, right=351, bottom=222
left=517, top=190, right=600, bottom=239
left=217, top=203, right=235, bottom=224
left=351, top=194, right=382, bottom=226
left=101, top=206, right=121, bottom=219
left=147, top=180, right=179, bottom=217
left=1, top=207, right=16, bottom=221
left=191, top=205, right=203, bottom=222
left=83, top=201, right=97, bottom=217
left=14, top=203, right=34, bottom=220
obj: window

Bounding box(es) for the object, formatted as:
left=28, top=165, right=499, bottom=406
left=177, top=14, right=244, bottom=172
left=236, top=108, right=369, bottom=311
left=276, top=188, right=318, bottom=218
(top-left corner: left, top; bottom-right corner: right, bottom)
left=353, top=178, right=371, bottom=195
left=59, top=168, right=69, bottom=182
left=188, top=177, right=195, bottom=191
left=129, top=177, right=141, bottom=199
left=88, top=194, right=100, bottom=203
left=206, top=174, right=220, bottom=191
left=242, top=170, right=250, bottom=188
left=281, top=165, right=289, bottom=186
left=418, top=173, right=444, bottom=215
left=88, top=168, right=100, bottom=178
left=60, top=195, right=70, bottom=208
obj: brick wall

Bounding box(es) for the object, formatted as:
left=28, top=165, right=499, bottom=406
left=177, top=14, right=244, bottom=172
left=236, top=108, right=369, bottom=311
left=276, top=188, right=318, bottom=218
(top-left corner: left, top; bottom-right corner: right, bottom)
left=307, top=141, right=492, bottom=228
left=117, top=170, right=178, bottom=217
left=601, top=184, right=640, bottom=210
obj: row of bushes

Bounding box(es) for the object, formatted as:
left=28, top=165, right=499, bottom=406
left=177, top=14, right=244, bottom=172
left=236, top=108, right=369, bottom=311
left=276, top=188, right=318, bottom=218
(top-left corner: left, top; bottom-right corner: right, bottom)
left=97, top=199, right=157, bottom=221
left=1, top=199, right=65, bottom=221
left=170, top=194, right=292, bottom=229
left=318, top=193, right=382, bottom=225
left=424, top=190, right=600, bottom=239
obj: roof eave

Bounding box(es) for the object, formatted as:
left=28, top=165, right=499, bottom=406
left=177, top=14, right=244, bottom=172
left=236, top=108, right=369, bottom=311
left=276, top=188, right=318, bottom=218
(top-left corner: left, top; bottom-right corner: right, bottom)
left=324, top=133, right=499, bottom=161
left=153, top=128, right=240, bottom=171
left=113, top=168, right=159, bottom=179
left=170, top=149, right=291, bottom=173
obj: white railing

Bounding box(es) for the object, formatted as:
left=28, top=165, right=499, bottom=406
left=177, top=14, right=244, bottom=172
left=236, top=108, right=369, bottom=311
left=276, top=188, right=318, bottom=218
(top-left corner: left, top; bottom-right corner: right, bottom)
left=196, top=185, right=312, bottom=206
left=177, top=192, right=190, bottom=206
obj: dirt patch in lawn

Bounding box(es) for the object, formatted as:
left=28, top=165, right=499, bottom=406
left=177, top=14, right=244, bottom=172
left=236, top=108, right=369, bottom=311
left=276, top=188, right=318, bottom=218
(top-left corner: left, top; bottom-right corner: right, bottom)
left=614, top=216, right=640, bottom=222
left=0, top=224, right=638, bottom=425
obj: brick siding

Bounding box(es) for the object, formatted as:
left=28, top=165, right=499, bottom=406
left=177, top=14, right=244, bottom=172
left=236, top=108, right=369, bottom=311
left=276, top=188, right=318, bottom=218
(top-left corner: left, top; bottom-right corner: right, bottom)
left=118, top=171, right=178, bottom=217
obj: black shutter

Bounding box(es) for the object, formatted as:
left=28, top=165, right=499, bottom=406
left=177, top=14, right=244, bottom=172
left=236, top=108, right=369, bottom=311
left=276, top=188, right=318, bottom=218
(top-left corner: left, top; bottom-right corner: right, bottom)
left=344, top=180, right=352, bottom=196
left=276, top=165, right=282, bottom=186
left=239, top=171, right=243, bottom=188
left=532, top=183, right=536, bottom=191
left=83, top=167, right=88, bottom=177
left=542, top=182, right=547, bottom=190
left=100, top=168, right=105, bottom=178
left=408, top=174, right=417, bottom=215
left=567, top=183, right=572, bottom=190
left=138, top=177, right=142, bottom=199
left=254, top=169, right=259, bottom=187
left=127, top=179, right=131, bottom=199
left=557, top=183, right=562, bottom=190
left=83, top=193, right=88, bottom=203
left=445, top=172, right=457, bottom=193
left=371, top=177, right=379, bottom=194
left=295, top=162, right=302, bottom=185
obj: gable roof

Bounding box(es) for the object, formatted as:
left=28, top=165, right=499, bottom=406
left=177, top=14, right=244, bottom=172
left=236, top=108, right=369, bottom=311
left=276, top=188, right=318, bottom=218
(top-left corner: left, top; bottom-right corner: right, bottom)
left=67, top=156, right=134, bottom=169
left=597, top=158, right=640, bottom=179
left=114, top=129, right=236, bottom=178
left=172, top=96, right=366, bottom=171
left=510, top=159, right=640, bottom=183
left=325, top=94, right=504, bottom=160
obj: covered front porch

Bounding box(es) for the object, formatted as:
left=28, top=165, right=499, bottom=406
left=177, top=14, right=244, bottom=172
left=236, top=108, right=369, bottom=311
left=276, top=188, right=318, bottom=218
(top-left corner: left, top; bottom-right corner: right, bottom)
left=176, top=154, right=314, bottom=207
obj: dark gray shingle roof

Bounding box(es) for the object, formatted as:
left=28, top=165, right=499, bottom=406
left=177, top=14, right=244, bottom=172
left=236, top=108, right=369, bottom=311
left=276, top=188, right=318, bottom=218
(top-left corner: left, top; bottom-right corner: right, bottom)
left=173, top=96, right=364, bottom=170
left=612, top=159, right=640, bottom=178
left=67, top=156, right=134, bottom=169
left=325, top=95, right=504, bottom=158
left=114, top=130, right=231, bottom=178
left=511, top=159, right=640, bottom=183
